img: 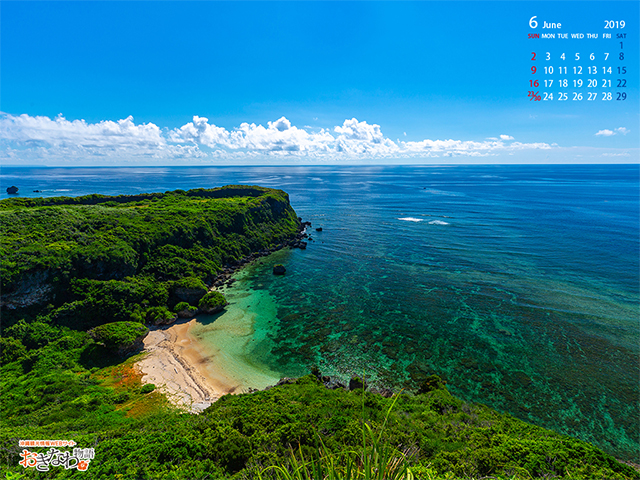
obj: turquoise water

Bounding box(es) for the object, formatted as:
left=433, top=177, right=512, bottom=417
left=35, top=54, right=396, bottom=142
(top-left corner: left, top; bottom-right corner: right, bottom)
left=3, top=164, right=638, bottom=460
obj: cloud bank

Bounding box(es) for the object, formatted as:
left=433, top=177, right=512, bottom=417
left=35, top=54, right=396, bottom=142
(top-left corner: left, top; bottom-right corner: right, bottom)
left=1, top=112, right=553, bottom=163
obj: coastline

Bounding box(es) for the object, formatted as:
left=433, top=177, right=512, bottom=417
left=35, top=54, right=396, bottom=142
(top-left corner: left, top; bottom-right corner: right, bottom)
left=137, top=278, right=287, bottom=413
left=137, top=232, right=309, bottom=413
left=3, top=169, right=638, bottom=470
left=137, top=319, right=227, bottom=413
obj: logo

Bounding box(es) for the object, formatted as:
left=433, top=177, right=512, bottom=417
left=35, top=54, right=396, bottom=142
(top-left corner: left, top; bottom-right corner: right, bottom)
left=18, top=440, right=94, bottom=472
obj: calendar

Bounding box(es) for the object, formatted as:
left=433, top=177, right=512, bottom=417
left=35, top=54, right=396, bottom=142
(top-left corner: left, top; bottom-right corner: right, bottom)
left=528, top=16, right=629, bottom=103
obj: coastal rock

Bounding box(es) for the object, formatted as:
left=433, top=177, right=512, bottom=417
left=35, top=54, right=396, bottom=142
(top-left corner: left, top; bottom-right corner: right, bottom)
left=298, top=241, right=307, bottom=250
left=310, top=365, right=322, bottom=379
left=117, top=331, right=148, bottom=356
left=263, top=379, right=295, bottom=392
left=273, top=264, right=286, bottom=275
left=174, top=302, right=198, bottom=319
left=417, top=375, right=447, bottom=394
left=198, top=291, right=228, bottom=314
left=0, top=270, right=54, bottom=309
left=349, top=375, right=367, bottom=391
left=327, top=380, right=346, bottom=390
left=174, top=287, right=207, bottom=304
left=311, top=368, right=346, bottom=390
left=315, top=227, right=322, bottom=232
left=153, top=313, right=179, bottom=325
left=176, top=308, right=197, bottom=319
left=370, top=387, right=395, bottom=398
left=276, top=377, right=296, bottom=386
left=6, top=186, right=18, bottom=194
left=199, top=304, right=226, bottom=314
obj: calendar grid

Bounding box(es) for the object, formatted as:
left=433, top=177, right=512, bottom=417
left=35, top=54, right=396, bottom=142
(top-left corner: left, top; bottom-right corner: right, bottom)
left=528, top=16, right=628, bottom=103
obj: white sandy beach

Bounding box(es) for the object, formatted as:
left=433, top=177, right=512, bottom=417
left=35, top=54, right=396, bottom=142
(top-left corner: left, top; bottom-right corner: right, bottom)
left=137, top=279, right=284, bottom=413
left=137, top=319, right=230, bottom=412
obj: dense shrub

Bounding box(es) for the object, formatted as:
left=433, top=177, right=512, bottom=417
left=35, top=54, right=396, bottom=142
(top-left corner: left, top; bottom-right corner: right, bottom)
left=0, top=337, right=27, bottom=364
left=88, top=321, right=148, bottom=350
left=199, top=291, right=228, bottom=311
left=140, top=384, right=156, bottom=394
left=144, top=306, right=176, bottom=324
left=0, top=186, right=299, bottom=316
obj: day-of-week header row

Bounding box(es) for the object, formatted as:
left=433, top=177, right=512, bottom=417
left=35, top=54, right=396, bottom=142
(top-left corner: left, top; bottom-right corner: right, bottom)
left=528, top=32, right=627, bottom=40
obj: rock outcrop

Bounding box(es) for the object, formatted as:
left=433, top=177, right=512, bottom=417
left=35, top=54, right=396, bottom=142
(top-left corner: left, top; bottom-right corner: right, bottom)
left=176, top=307, right=198, bottom=319
left=1, top=270, right=54, bottom=309
left=349, top=375, right=367, bottom=391
left=174, top=287, right=207, bottom=304
left=152, top=313, right=179, bottom=325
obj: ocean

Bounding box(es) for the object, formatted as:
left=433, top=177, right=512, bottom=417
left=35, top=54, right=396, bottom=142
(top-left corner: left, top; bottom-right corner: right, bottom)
left=2, top=164, right=638, bottom=460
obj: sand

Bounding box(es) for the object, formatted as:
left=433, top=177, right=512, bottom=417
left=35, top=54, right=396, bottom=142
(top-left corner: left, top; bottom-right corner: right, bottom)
left=136, top=318, right=242, bottom=413
left=136, top=275, right=284, bottom=413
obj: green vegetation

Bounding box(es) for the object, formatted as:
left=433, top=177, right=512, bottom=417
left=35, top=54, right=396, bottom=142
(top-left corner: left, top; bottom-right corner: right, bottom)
left=1, top=186, right=637, bottom=479
left=252, top=391, right=413, bottom=480
left=174, top=301, right=192, bottom=311
left=199, top=290, right=228, bottom=312
left=140, top=384, right=156, bottom=394
left=143, top=306, right=177, bottom=324
left=1, top=185, right=299, bottom=330
left=88, top=321, right=148, bottom=352
left=174, top=301, right=198, bottom=317
left=1, top=369, right=637, bottom=479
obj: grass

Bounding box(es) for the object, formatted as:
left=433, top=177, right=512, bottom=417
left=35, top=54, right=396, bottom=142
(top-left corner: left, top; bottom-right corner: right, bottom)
left=251, top=387, right=416, bottom=480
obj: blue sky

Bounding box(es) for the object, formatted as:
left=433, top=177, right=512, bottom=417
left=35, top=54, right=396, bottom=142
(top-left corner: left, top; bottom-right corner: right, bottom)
left=1, top=1, right=637, bottom=165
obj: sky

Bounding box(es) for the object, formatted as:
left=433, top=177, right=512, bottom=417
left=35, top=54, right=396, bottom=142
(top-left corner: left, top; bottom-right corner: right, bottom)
left=0, top=1, right=638, bottom=165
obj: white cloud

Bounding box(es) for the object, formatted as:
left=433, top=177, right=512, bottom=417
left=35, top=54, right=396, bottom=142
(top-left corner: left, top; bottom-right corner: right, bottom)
left=0, top=113, right=164, bottom=148
left=401, top=138, right=549, bottom=156
left=168, top=115, right=230, bottom=148
left=269, top=116, right=291, bottom=132
left=333, top=119, right=398, bottom=156
left=0, top=112, right=555, bottom=163
left=0, top=113, right=189, bottom=163
left=602, top=152, right=631, bottom=157
left=170, top=115, right=335, bottom=155
left=596, top=127, right=629, bottom=137
left=595, top=129, right=615, bottom=136
left=334, top=118, right=385, bottom=143
left=231, top=119, right=335, bottom=153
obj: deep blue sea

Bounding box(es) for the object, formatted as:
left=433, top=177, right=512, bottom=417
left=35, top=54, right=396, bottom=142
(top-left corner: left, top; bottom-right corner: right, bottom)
left=2, top=164, right=638, bottom=460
